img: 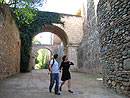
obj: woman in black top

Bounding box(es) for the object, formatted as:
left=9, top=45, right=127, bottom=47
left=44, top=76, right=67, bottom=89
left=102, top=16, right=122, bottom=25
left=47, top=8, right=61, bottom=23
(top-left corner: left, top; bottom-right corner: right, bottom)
left=59, top=55, right=74, bottom=93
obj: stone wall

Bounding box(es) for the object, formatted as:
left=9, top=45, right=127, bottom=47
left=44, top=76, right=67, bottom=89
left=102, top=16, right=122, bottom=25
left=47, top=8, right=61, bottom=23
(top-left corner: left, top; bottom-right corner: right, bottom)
left=53, top=43, right=64, bottom=64
left=53, top=34, right=62, bottom=46
left=53, top=34, right=64, bottom=63
left=53, top=15, right=83, bottom=69
left=97, top=0, right=130, bottom=96
left=78, top=0, right=102, bottom=73
left=60, top=15, right=83, bottom=44
left=62, top=15, right=83, bottom=70
left=0, top=4, right=20, bottom=80
left=68, top=44, right=79, bottom=71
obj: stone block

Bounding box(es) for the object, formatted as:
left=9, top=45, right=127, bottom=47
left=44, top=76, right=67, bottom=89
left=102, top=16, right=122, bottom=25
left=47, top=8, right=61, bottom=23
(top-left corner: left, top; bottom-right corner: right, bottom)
left=124, top=59, right=130, bottom=71
left=122, top=82, right=130, bottom=86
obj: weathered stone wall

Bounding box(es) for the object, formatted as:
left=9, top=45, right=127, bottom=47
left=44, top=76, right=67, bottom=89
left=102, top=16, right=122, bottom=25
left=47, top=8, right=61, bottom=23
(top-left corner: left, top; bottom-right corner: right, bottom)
left=61, top=15, right=83, bottom=44
left=53, top=43, right=64, bottom=64
left=78, top=0, right=102, bottom=73
left=53, top=15, right=83, bottom=70
left=53, top=35, right=64, bottom=63
left=62, top=15, right=83, bottom=70
left=97, top=0, right=130, bottom=96
left=68, top=44, right=79, bottom=71
left=53, top=34, right=61, bottom=46
left=0, top=4, right=20, bottom=80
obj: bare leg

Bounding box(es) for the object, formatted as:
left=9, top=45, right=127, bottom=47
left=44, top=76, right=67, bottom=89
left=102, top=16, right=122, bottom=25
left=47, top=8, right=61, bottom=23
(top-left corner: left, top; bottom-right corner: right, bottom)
left=68, top=79, right=71, bottom=90
left=60, top=81, right=65, bottom=91
left=68, top=79, right=73, bottom=93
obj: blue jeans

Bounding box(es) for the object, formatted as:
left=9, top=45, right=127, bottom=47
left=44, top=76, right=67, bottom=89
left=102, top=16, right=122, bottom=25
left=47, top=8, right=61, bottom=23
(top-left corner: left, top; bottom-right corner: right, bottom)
left=49, top=73, right=59, bottom=94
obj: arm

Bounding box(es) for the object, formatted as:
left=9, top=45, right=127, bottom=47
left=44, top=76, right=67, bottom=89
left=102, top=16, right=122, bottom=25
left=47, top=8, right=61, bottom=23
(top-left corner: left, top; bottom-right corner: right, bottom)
left=69, top=61, right=74, bottom=65
left=59, top=61, right=63, bottom=70
left=49, top=64, right=52, bottom=73
left=49, top=60, right=53, bottom=73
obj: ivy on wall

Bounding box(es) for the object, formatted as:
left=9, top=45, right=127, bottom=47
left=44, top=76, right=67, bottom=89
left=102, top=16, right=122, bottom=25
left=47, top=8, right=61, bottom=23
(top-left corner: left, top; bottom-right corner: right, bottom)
left=12, top=10, right=64, bottom=72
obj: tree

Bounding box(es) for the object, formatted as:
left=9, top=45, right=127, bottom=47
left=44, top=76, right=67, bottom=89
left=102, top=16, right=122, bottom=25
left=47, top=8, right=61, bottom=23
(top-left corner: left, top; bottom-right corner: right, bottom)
left=0, top=0, right=46, bottom=24
left=35, top=49, right=48, bottom=69
left=35, top=52, right=39, bottom=64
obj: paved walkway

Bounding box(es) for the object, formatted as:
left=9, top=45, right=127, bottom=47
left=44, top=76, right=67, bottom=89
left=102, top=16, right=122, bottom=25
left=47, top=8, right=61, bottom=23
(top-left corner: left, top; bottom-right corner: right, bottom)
left=0, top=69, right=128, bottom=98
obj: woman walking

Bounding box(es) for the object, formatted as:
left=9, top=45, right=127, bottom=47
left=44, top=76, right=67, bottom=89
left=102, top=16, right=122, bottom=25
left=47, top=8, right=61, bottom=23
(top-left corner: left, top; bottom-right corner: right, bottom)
left=59, top=55, right=74, bottom=93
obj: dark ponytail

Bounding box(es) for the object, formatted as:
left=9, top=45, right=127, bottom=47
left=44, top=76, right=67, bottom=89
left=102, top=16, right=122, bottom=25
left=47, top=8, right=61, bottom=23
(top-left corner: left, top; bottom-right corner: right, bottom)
left=62, top=55, right=66, bottom=62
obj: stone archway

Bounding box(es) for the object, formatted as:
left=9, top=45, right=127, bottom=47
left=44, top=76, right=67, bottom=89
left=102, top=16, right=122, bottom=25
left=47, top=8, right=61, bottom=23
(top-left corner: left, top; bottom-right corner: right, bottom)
left=29, top=25, right=68, bottom=71
left=32, top=44, right=55, bottom=57
left=29, top=44, right=58, bottom=70
left=29, top=14, right=83, bottom=71
left=33, top=25, right=68, bottom=54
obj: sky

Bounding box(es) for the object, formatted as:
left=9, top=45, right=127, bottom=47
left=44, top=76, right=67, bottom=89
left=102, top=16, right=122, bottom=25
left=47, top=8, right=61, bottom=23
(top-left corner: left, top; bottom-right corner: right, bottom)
left=36, top=0, right=83, bottom=44
left=38, top=0, right=83, bottom=15
left=6, top=0, right=83, bottom=14
left=34, top=32, right=53, bottom=44
left=7, top=0, right=83, bottom=44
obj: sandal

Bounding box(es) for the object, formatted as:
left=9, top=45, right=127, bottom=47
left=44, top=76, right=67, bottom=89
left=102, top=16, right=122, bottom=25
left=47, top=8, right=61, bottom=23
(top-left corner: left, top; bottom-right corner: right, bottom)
left=68, top=90, right=73, bottom=93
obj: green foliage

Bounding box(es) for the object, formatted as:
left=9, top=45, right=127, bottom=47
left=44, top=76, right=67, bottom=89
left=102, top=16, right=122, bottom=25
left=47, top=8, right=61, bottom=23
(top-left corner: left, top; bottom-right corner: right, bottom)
left=35, top=52, right=39, bottom=64
left=35, top=49, right=49, bottom=69
left=1, top=0, right=45, bottom=24
left=0, top=0, right=5, bottom=3
left=34, top=11, right=64, bottom=26
left=12, top=10, right=64, bottom=72
left=13, top=7, right=37, bottom=25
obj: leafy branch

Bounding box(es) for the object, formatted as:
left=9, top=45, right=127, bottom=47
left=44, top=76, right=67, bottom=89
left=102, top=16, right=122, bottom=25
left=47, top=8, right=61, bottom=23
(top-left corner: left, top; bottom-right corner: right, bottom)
left=0, top=0, right=45, bottom=24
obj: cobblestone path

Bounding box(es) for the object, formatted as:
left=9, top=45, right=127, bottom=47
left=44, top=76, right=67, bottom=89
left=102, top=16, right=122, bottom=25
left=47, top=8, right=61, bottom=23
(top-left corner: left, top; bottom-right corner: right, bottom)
left=0, top=69, right=128, bottom=98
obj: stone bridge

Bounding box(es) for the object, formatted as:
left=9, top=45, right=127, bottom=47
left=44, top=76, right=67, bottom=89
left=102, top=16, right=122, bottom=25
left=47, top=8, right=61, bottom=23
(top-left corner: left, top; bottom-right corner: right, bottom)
left=29, top=14, right=83, bottom=71
left=30, top=44, right=57, bottom=69
left=31, top=44, right=57, bottom=57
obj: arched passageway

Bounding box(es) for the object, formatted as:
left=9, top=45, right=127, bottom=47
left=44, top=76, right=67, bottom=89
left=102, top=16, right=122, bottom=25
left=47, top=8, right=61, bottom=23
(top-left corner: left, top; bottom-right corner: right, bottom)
left=33, top=25, right=68, bottom=54
left=29, top=14, right=83, bottom=71
left=29, top=44, right=59, bottom=70
left=32, top=45, right=54, bottom=57
left=34, top=48, right=52, bottom=69
left=29, top=25, right=68, bottom=70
